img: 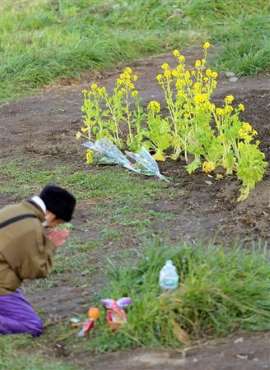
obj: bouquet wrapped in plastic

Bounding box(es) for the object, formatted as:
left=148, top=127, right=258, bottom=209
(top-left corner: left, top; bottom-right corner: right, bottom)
left=82, top=138, right=168, bottom=181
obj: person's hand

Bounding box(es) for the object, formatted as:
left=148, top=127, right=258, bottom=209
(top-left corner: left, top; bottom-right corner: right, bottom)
left=47, top=229, right=70, bottom=247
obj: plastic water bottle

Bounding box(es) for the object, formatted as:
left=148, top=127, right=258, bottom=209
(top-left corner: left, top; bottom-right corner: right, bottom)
left=159, top=260, right=179, bottom=291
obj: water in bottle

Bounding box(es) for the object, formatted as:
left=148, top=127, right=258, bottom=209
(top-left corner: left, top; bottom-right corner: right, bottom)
left=159, top=260, right=179, bottom=291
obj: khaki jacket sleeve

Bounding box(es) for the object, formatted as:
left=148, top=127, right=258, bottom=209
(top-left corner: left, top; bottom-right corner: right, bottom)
left=2, top=223, right=55, bottom=280
left=19, top=235, right=54, bottom=280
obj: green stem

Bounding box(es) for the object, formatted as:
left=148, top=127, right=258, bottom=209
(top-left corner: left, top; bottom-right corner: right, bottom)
left=125, top=89, right=133, bottom=145
left=105, top=96, right=120, bottom=144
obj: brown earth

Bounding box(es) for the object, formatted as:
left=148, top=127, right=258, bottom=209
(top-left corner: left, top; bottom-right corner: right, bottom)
left=1, top=47, right=270, bottom=369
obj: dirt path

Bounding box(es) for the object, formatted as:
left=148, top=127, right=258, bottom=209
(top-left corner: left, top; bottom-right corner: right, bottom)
left=1, top=48, right=270, bottom=369
left=86, top=332, right=270, bottom=370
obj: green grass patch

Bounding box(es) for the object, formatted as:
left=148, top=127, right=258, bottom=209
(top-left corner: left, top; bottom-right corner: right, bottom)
left=0, top=160, right=165, bottom=202
left=0, top=335, right=76, bottom=370
left=28, top=238, right=99, bottom=291
left=87, top=243, right=270, bottom=352
left=0, top=0, right=270, bottom=101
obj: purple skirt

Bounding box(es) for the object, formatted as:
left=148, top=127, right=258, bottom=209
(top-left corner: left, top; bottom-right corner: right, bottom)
left=0, top=289, right=43, bottom=336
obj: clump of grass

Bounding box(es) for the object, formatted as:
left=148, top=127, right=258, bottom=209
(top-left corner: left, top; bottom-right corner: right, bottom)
left=182, top=0, right=270, bottom=75
left=213, top=15, right=270, bottom=75
left=89, top=243, right=270, bottom=352
left=0, top=336, right=75, bottom=370
left=1, top=0, right=270, bottom=101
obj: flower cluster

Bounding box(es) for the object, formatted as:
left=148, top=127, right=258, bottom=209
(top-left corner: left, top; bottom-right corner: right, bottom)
left=239, top=122, right=257, bottom=142
left=117, top=67, right=138, bottom=91
left=78, top=66, right=143, bottom=152
left=202, top=161, right=216, bottom=174
left=76, top=42, right=267, bottom=201
left=147, top=100, right=161, bottom=113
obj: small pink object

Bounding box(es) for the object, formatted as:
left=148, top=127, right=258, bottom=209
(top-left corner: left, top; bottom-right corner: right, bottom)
left=78, top=319, right=95, bottom=337
left=47, top=229, right=70, bottom=247
left=77, top=307, right=100, bottom=337
left=101, top=297, right=132, bottom=331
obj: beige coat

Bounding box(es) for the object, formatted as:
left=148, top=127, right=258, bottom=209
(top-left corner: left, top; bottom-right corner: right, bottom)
left=0, top=200, right=54, bottom=295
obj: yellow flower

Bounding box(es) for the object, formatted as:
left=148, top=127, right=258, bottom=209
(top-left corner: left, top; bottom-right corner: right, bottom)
left=206, top=69, right=212, bottom=77
left=195, top=60, right=202, bottom=68
left=147, top=100, right=161, bottom=113
left=98, top=87, right=106, bottom=96
left=239, top=130, right=252, bottom=142
left=185, top=71, right=191, bottom=80
left=224, top=105, right=233, bottom=114
left=156, top=74, right=163, bottom=82
left=133, top=74, right=138, bottom=81
left=81, top=127, right=89, bottom=133
left=212, top=81, right=217, bottom=90
left=173, top=49, right=180, bottom=57
left=239, top=123, right=256, bottom=142
left=211, top=71, right=218, bottom=79
left=161, top=63, right=170, bottom=70
left=164, top=69, right=172, bottom=79
left=116, top=78, right=122, bottom=86
left=216, top=108, right=224, bottom=116
left=194, top=94, right=207, bottom=104
left=203, top=41, right=211, bottom=49
left=178, top=55, right=185, bottom=63
left=238, top=103, right=245, bottom=112
left=76, top=132, right=81, bottom=140
left=131, top=90, right=138, bottom=97
left=242, top=122, right=252, bottom=132
left=127, top=82, right=135, bottom=89
left=176, top=64, right=184, bottom=72
left=193, top=82, right=202, bottom=91
left=91, top=83, right=98, bottom=91
left=202, top=161, right=215, bottom=173
left=224, top=95, right=234, bottom=104
left=153, top=151, right=165, bottom=161
left=86, top=150, right=94, bottom=164
left=124, top=67, right=132, bottom=74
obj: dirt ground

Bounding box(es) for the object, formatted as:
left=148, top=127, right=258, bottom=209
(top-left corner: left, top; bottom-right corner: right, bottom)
left=1, top=47, right=270, bottom=369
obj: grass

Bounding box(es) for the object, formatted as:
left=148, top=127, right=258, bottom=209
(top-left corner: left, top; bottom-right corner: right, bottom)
left=1, top=159, right=270, bottom=365
left=0, top=336, right=76, bottom=370
left=0, top=0, right=270, bottom=101
left=2, top=241, right=270, bottom=364
left=0, top=159, right=166, bottom=201
left=85, top=242, right=270, bottom=352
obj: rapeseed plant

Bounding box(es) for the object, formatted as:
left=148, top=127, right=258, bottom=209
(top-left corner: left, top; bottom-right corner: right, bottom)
left=77, top=43, right=267, bottom=200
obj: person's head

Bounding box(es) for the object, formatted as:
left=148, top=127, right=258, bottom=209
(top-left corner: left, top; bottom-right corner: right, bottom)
left=40, top=185, right=76, bottom=228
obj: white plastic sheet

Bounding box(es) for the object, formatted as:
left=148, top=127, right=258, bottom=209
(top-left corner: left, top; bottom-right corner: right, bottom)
left=82, top=138, right=168, bottom=181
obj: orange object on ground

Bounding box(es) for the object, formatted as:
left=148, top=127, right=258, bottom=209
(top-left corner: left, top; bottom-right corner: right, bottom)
left=88, top=307, right=100, bottom=320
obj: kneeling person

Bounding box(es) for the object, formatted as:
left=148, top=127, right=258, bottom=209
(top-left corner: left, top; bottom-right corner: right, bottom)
left=0, top=185, right=76, bottom=336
